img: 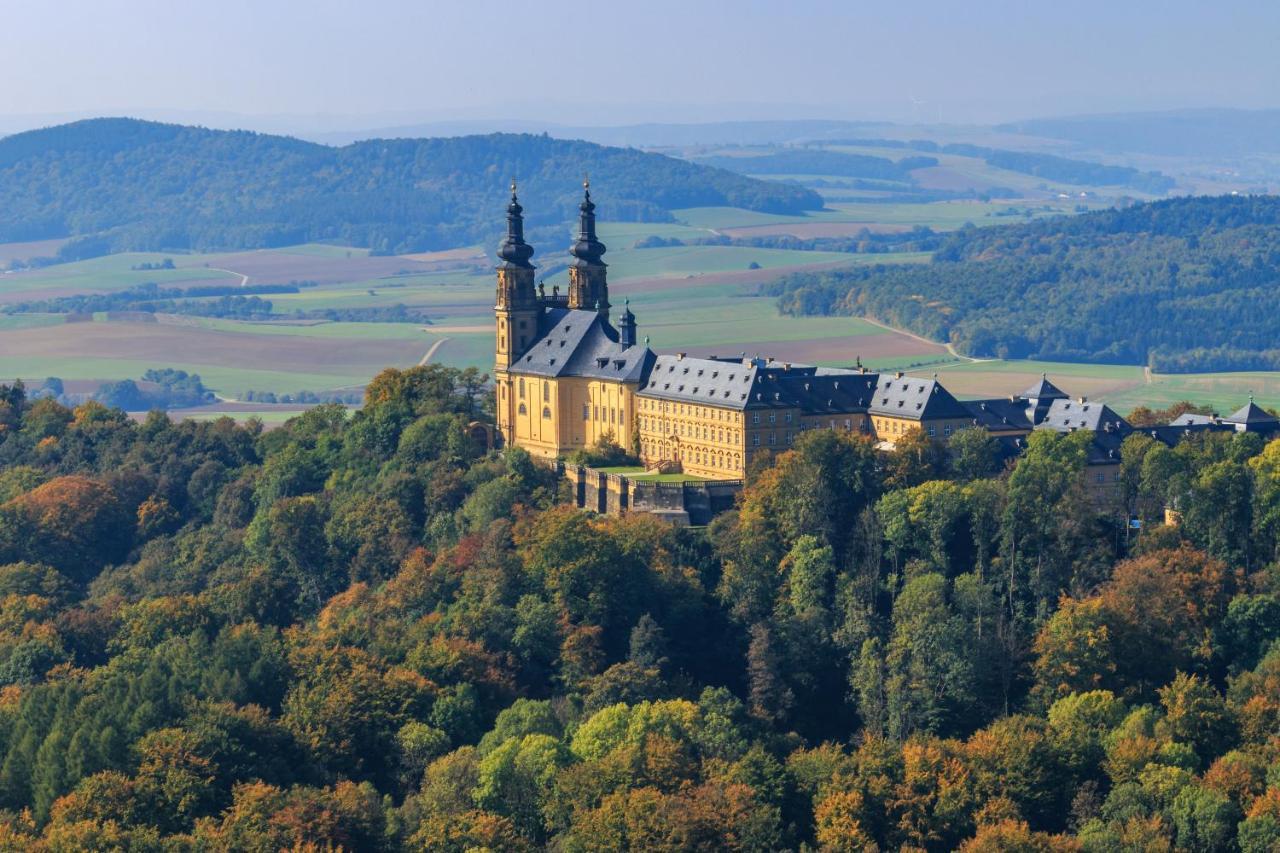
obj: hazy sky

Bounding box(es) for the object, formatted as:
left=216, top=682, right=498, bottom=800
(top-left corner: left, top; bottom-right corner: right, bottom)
left=3, top=0, right=1278, bottom=129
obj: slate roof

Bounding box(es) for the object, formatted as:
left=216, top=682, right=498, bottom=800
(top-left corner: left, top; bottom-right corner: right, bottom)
left=1021, top=375, right=1068, bottom=402
left=1144, top=423, right=1235, bottom=445
left=1036, top=398, right=1131, bottom=435
left=1170, top=413, right=1216, bottom=426
left=963, top=397, right=1034, bottom=431
left=868, top=375, right=970, bottom=421
left=1225, top=401, right=1279, bottom=425
left=638, top=355, right=877, bottom=412
left=510, top=307, right=654, bottom=383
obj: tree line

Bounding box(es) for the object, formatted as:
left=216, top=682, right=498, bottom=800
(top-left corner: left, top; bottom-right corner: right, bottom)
left=0, top=370, right=1276, bottom=847
left=768, top=194, right=1280, bottom=371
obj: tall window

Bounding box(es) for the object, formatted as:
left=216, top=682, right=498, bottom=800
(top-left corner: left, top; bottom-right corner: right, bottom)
left=582, top=404, right=589, bottom=421
left=543, top=383, right=549, bottom=402
left=518, top=378, right=525, bottom=398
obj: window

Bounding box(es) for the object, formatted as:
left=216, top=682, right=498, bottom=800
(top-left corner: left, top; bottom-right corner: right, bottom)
left=518, top=378, right=525, bottom=398
left=542, top=407, right=551, bottom=419
left=769, top=413, right=776, bottom=424
left=1096, top=472, right=1105, bottom=483
left=768, top=433, right=776, bottom=445
left=752, top=434, right=761, bottom=446
left=518, top=403, right=526, bottom=415
left=752, top=413, right=761, bottom=425
left=844, top=419, right=852, bottom=431
left=785, top=412, right=793, bottom=423
left=944, top=425, right=953, bottom=437
left=582, top=404, right=589, bottom=421
left=928, top=425, right=936, bottom=437
left=543, top=383, right=549, bottom=402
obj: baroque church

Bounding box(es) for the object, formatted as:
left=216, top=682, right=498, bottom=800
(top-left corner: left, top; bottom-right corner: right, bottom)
left=493, top=184, right=1280, bottom=485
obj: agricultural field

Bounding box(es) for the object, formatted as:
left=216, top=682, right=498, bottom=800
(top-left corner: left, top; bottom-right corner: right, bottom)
left=2, top=185, right=1278, bottom=422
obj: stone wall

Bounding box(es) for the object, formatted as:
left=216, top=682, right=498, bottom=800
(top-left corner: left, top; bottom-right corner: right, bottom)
left=564, top=464, right=742, bottom=525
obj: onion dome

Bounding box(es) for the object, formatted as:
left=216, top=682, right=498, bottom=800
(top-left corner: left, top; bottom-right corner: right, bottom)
left=497, top=180, right=535, bottom=268
left=569, top=177, right=607, bottom=266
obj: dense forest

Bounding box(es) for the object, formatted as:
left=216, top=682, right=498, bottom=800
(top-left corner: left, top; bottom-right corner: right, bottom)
left=769, top=194, right=1280, bottom=371
left=0, top=119, right=821, bottom=256
left=0, top=367, right=1279, bottom=848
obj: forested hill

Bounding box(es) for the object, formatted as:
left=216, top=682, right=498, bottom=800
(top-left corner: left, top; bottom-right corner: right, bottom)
left=2, top=368, right=1280, bottom=848
left=0, top=118, right=821, bottom=256
left=767, top=194, right=1280, bottom=372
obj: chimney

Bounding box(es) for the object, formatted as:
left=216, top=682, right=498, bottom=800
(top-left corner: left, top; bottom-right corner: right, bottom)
left=895, top=371, right=904, bottom=379
left=677, top=352, right=685, bottom=361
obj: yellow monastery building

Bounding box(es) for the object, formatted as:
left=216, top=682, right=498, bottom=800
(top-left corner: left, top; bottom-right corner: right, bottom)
left=492, top=182, right=993, bottom=479
left=492, top=184, right=1280, bottom=484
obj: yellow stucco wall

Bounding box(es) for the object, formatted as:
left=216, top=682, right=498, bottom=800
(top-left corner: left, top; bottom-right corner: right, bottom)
left=868, top=414, right=974, bottom=447
left=636, top=396, right=747, bottom=478
left=497, top=372, right=640, bottom=459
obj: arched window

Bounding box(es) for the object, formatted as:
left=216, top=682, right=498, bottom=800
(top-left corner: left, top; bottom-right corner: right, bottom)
left=542, top=407, right=551, bottom=419
left=518, top=403, right=526, bottom=415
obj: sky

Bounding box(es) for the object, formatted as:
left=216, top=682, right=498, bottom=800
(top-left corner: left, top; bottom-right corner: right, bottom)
left=2, top=0, right=1278, bottom=133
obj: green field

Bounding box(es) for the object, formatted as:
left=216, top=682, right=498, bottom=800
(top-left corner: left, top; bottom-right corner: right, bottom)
left=3, top=188, right=1279, bottom=419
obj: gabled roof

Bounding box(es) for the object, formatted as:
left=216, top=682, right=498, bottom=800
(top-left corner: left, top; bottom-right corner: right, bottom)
left=510, top=307, right=653, bottom=383
left=1036, top=398, right=1131, bottom=435
left=638, top=355, right=877, bottom=412
left=1145, top=422, right=1235, bottom=445
left=868, top=375, right=970, bottom=421
left=963, top=397, right=1034, bottom=432
left=1170, top=413, right=1216, bottom=426
left=1021, top=374, right=1068, bottom=402
left=1224, top=401, right=1279, bottom=425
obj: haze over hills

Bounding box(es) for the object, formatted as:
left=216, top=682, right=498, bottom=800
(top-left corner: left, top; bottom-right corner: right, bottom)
left=0, top=118, right=821, bottom=257
left=1000, top=108, right=1280, bottom=157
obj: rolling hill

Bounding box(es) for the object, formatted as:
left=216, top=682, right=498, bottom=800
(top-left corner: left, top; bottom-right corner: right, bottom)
left=0, top=118, right=822, bottom=257
left=766, top=194, right=1280, bottom=372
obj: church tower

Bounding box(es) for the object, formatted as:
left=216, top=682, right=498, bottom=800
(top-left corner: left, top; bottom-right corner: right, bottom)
left=566, top=178, right=610, bottom=317
left=494, top=181, right=539, bottom=371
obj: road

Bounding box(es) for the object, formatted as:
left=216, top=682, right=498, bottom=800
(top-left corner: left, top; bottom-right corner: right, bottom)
left=860, top=315, right=989, bottom=364
left=206, top=267, right=250, bottom=288
left=419, top=337, right=451, bottom=366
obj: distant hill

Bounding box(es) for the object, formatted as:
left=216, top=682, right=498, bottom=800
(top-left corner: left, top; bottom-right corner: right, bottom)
left=766, top=194, right=1280, bottom=372
left=999, top=108, right=1280, bottom=157
left=0, top=118, right=822, bottom=257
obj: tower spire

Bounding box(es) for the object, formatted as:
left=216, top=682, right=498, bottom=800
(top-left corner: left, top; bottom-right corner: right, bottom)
left=570, top=176, right=606, bottom=266
left=567, top=177, right=609, bottom=315
left=497, top=179, right=534, bottom=269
